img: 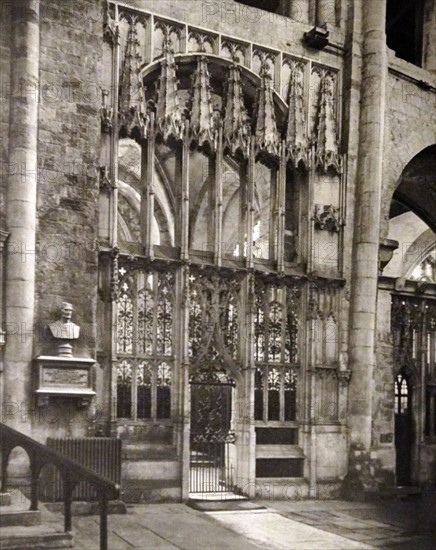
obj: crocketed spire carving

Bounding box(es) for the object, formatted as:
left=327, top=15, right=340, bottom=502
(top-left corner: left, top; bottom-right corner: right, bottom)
left=223, top=62, right=250, bottom=158
left=314, top=71, right=341, bottom=174
left=286, top=62, right=309, bottom=170
left=254, top=61, right=280, bottom=159
left=190, top=56, right=218, bottom=151
left=118, top=16, right=148, bottom=140
left=155, top=36, right=184, bottom=143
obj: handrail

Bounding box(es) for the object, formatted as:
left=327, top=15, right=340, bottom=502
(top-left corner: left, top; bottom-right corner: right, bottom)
left=0, top=422, right=119, bottom=550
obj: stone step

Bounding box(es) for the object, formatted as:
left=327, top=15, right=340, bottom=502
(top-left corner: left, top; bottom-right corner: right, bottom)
left=0, top=489, right=72, bottom=548
left=0, top=489, right=41, bottom=527
left=44, top=499, right=127, bottom=516
left=122, top=459, right=180, bottom=480
left=0, top=525, right=73, bottom=549
left=120, top=478, right=182, bottom=503
left=0, top=508, right=41, bottom=527
left=122, top=443, right=178, bottom=461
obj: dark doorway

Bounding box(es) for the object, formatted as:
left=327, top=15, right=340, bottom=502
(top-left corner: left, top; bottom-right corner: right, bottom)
left=395, top=371, right=413, bottom=485
left=190, top=373, right=235, bottom=494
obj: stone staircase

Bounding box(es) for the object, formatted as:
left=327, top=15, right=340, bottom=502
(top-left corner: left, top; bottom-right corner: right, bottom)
left=0, top=489, right=73, bottom=549
left=0, top=422, right=119, bottom=550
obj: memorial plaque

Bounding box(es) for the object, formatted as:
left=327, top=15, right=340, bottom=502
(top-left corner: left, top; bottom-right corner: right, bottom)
left=42, top=367, right=89, bottom=388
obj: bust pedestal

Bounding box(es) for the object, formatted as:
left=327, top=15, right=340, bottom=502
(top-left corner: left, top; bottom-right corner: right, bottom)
left=34, top=355, right=96, bottom=408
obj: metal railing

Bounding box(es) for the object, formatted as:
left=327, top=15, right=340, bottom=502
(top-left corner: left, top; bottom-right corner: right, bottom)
left=0, top=422, right=119, bottom=550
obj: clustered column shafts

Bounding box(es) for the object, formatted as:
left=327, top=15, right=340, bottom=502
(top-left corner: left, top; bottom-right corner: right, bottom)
left=213, top=126, right=224, bottom=266
left=141, top=112, right=156, bottom=259
left=348, top=0, right=388, bottom=450
left=4, top=0, right=40, bottom=427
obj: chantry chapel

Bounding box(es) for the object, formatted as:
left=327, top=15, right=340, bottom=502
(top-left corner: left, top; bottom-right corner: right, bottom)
left=0, top=0, right=435, bottom=501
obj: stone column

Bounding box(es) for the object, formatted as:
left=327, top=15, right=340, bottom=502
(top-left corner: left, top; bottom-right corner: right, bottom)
left=4, top=0, right=40, bottom=430
left=423, top=0, right=436, bottom=73
left=348, top=0, right=387, bottom=451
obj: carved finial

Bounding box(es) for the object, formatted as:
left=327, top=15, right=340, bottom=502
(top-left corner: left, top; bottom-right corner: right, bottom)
left=285, top=62, right=309, bottom=170
left=155, top=35, right=184, bottom=143
left=254, top=59, right=280, bottom=159
left=190, top=56, right=218, bottom=152
left=119, top=16, right=148, bottom=140
left=314, top=71, right=341, bottom=174
left=223, top=62, right=250, bottom=158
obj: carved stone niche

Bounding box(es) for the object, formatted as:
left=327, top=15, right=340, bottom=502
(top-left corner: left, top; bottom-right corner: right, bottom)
left=378, top=238, right=399, bottom=275
left=34, top=355, right=96, bottom=408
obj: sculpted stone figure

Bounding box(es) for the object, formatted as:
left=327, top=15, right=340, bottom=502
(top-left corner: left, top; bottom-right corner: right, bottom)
left=49, top=302, right=80, bottom=356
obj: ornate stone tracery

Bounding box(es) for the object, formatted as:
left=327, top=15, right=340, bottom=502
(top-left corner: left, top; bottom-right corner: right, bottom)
left=285, top=61, right=309, bottom=170
left=188, top=270, right=241, bottom=362
left=190, top=56, right=218, bottom=152
left=155, top=35, right=184, bottom=143
left=223, top=62, right=251, bottom=158
left=254, top=59, right=280, bottom=160
left=313, top=69, right=341, bottom=174
left=118, top=15, right=149, bottom=140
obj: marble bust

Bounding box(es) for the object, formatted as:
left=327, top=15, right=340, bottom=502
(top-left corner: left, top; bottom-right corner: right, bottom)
left=49, top=302, right=80, bottom=356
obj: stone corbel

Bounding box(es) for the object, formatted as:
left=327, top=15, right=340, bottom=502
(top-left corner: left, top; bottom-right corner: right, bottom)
left=378, top=238, right=399, bottom=275
left=313, top=204, right=342, bottom=232
left=336, top=369, right=352, bottom=386
left=315, top=365, right=337, bottom=379
left=303, top=27, right=329, bottom=50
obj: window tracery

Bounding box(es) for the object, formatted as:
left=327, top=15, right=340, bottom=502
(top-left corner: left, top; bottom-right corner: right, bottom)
left=254, top=278, right=300, bottom=422
left=188, top=270, right=241, bottom=361
left=392, top=295, right=436, bottom=438
left=116, top=263, right=175, bottom=420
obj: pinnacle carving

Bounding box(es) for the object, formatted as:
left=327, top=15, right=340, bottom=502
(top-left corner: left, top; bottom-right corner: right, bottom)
left=223, top=62, right=250, bottom=158
left=254, top=61, right=280, bottom=159
left=314, top=71, right=341, bottom=174
left=119, top=16, right=148, bottom=140
left=155, top=36, right=184, bottom=143
left=286, top=62, right=309, bottom=170
left=190, top=56, right=218, bottom=152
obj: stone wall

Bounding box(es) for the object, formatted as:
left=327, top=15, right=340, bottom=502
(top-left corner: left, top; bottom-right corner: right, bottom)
left=381, top=55, right=436, bottom=240
left=31, top=0, right=103, bottom=440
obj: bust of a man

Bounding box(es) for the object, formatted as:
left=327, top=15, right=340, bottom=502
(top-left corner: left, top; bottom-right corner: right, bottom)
left=49, top=302, right=80, bottom=340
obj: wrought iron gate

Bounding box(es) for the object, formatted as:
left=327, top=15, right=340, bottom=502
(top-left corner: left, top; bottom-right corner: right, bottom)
left=190, top=375, right=235, bottom=494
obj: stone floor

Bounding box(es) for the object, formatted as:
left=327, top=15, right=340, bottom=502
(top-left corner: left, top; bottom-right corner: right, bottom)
left=58, top=489, right=436, bottom=550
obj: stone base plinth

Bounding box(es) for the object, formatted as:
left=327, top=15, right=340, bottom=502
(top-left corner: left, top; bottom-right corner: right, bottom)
left=0, top=492, right=12, bottom=506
